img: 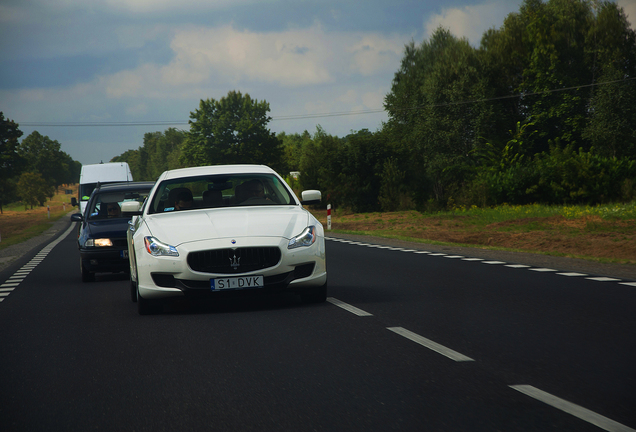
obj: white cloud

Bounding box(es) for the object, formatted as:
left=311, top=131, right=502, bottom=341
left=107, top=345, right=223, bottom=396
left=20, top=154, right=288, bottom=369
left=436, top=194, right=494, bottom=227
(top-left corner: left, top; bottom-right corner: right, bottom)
left=348, top=34, right=406, bottom=76
left=96, top=23, right=406, bottom=97
left=424, top=0, right=519, bottom=46
left=618, top=0, right=636, bottom=29
left=162, top=24, right=332, bottom=87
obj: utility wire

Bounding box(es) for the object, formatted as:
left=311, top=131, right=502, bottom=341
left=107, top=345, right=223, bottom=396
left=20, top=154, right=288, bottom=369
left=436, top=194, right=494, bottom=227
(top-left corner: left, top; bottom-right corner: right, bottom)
left=18, top=77, right=634, bottom=127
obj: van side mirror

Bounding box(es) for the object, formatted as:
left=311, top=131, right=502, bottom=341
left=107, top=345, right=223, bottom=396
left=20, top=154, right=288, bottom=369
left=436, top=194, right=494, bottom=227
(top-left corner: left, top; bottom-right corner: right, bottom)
left=71, top=197, right=77, bottom=207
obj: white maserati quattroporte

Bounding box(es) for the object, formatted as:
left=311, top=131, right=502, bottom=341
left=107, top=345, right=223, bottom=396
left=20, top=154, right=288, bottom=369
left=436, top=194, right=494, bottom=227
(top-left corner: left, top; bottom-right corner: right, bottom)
left=125, top=165, right=327, bottom=314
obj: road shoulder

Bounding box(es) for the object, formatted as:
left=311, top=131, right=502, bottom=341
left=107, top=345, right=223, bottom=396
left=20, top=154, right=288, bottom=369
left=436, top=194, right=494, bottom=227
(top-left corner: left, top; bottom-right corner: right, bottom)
left=327, top=232, right=636, bottom=280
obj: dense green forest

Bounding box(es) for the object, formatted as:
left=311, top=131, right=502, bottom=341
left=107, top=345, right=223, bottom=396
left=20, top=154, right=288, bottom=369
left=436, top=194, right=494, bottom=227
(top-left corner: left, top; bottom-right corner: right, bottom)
left=0, top=113, right=82, bottom=212
left=111, top=0, right=636, bottom=212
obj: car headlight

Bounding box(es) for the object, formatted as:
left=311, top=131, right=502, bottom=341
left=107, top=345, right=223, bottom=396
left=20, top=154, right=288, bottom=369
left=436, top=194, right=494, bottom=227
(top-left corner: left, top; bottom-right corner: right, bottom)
left=85, top=238, right=113, bottom=247
left=144, top=236, right=179, bottom=257
left=288, top=226, right=317, bottom=249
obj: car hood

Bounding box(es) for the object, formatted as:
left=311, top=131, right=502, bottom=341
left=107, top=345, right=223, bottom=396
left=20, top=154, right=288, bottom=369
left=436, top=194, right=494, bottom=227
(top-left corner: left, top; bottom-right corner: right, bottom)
left=143, top=206, right=312, bottom=246
left=86, top=218, right=131, bottom=239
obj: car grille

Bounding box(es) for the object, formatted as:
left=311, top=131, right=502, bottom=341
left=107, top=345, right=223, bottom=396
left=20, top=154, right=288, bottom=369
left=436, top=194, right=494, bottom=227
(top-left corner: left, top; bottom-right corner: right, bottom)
left=187, top=247, right=282, bottom=274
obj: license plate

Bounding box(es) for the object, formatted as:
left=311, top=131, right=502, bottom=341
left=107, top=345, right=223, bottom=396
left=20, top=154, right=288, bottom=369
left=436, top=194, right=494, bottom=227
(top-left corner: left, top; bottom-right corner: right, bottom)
left=121, top=250, right=129, bottom=259
left=211, top=275, right=264, bottom=290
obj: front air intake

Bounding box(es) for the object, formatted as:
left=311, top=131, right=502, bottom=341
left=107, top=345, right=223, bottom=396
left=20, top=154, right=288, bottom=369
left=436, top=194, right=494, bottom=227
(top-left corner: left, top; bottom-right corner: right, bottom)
left=187, top=247, right=282, bottom=274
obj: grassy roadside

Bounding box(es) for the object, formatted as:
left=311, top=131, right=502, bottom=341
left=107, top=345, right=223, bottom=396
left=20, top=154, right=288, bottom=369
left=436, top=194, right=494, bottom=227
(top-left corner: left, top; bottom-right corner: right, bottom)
left=0, top=186, right=78, bottom=250
left=310, top=202, right=636, bottom=265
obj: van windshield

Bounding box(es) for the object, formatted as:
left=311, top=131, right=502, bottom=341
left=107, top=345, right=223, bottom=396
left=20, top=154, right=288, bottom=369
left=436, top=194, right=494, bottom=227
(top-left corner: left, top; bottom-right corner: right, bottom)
left=80, top=183, right=97, bottom=202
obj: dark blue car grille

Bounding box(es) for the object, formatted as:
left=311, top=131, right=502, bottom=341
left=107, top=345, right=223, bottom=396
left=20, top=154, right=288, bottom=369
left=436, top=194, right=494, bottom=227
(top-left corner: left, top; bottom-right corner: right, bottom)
left=187, top=247, right=282, bottom=274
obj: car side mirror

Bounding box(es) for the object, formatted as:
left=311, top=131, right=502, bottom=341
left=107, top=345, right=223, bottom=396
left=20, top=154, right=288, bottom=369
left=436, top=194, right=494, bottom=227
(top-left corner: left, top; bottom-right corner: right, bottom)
left=121, top=201, right=142, bottom=216
left=71, top=213, right=83, bottom=222
left=71, top=197, right=77, bottom=207
left=300, top=190, right=321, bottom=205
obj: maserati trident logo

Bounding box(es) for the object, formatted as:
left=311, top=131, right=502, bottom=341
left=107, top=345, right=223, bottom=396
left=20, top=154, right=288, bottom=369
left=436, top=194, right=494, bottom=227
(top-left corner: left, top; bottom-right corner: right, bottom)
left=229, top=254, right=241, bottom=269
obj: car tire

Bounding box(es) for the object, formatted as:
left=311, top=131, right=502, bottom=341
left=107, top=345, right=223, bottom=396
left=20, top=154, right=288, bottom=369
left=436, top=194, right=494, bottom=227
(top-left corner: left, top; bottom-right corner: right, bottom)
left=80, top=258, right=95, bottom=283
left=130, top=261, right=138, bottom=303
left=137, top=286, right=158, bottom=315
left=301, top=282, right=327, bottom=304
left=130, top=278, right=138, bottom=303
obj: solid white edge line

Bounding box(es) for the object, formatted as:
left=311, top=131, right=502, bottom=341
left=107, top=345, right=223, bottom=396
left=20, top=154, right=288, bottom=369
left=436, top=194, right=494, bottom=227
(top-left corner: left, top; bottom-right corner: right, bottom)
left=510, top=385, right=636, bottom=432
left=387, top=327, right=474, bottom=362
left=327, top=297, right=373, bottom=316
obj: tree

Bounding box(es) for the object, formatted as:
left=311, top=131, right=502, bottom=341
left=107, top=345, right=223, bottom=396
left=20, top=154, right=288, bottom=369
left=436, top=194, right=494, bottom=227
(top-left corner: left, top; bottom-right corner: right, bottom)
left=111, top=128, right=186, bottom=180
left=0, top=112, right=25, bottom=212
left=17, top=172, right=50, bottom=209
left=384, top=28, right=490, bottom=206
left=583, top=1, right=636, bottom=158
left=18, top=131, right=70, bottom=190
left=180, top=91, right=283, bottom=170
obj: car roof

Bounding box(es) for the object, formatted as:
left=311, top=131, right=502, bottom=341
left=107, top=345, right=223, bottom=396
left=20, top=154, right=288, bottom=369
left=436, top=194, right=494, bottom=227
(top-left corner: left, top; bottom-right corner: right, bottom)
left=159, top=164, right=276, bottom=181
left=94, top=181, right=156, bottom=193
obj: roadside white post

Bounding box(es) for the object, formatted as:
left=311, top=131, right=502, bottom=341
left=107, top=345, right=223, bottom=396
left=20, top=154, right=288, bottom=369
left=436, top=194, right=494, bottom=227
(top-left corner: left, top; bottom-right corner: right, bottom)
left=327, top=204, right=331, bottom=230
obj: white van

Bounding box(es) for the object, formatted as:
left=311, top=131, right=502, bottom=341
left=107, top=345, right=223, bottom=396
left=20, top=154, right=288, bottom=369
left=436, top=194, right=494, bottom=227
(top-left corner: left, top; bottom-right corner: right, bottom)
left=73, top=162, right=133, bottom=214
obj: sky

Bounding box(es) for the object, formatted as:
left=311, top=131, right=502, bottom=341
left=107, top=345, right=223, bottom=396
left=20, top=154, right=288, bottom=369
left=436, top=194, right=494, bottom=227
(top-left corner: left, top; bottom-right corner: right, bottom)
left=1, top=0, right=635, bottom=166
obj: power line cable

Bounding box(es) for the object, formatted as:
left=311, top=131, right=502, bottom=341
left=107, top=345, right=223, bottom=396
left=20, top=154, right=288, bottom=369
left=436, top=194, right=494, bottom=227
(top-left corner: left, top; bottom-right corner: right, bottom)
left=18, top=77, right=634, bottom=127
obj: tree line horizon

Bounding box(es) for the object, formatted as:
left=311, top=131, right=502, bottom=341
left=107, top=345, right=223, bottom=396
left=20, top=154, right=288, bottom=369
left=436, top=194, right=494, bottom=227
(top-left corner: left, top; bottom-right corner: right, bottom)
left=2, top=0, right=635, bottom=213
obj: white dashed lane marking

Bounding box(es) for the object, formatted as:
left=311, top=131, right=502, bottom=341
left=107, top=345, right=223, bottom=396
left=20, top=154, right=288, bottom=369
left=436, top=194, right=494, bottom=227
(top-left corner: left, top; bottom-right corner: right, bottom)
left=325, top=237, right=635, bottom=287
left=326, top=297, right=373, bottom=316
left=510, top=385, right=636, bottom=432
left=325, top=237, right=634, bottom=430
left=387, top=327, right=474, bottom=362
left=0, top=223, right=75, bottom=305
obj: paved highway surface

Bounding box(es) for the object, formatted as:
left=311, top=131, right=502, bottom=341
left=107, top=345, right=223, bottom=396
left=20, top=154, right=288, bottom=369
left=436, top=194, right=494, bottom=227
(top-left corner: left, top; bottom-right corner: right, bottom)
left=1, top=218, right=635, bottom=431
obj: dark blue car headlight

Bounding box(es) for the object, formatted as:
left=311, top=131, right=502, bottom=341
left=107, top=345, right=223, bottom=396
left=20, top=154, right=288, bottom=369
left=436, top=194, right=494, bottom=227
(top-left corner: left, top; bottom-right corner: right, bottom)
left=85, top=238, right=113, bottom=247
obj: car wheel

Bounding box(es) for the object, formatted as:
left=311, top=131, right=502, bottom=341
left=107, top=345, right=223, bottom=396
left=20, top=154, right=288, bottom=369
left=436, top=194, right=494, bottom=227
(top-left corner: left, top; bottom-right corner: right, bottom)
left=137, top=286, right=158, bottom=315
left=130, top=260, right=138, bottom=303
left=301, top=282, right=327, bottom=304
left=130, top=277, right=138, bottom=303
left=80, top=258, right=95, bottom=283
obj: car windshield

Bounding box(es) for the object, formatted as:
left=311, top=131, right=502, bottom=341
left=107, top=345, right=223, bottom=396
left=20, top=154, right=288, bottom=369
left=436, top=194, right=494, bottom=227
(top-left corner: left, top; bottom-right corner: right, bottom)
left=87, top=189, right=151, bottom=220
left=148, top=173, right=295, bottom=214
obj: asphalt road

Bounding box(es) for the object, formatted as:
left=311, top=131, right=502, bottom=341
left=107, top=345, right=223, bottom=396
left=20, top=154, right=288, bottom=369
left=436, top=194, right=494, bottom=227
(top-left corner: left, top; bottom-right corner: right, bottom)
left=1, top=219, right=635, bottom=431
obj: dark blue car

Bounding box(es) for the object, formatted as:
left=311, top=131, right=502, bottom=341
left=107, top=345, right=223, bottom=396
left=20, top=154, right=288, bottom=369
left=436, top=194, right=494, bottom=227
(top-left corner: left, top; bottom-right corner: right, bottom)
left=71, top=181, right=155, bottom=282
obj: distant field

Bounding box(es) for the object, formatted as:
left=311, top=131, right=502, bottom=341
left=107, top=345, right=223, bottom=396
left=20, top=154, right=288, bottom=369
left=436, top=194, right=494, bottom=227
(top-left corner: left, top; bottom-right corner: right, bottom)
left=0, top=186, right=78, bottom=249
